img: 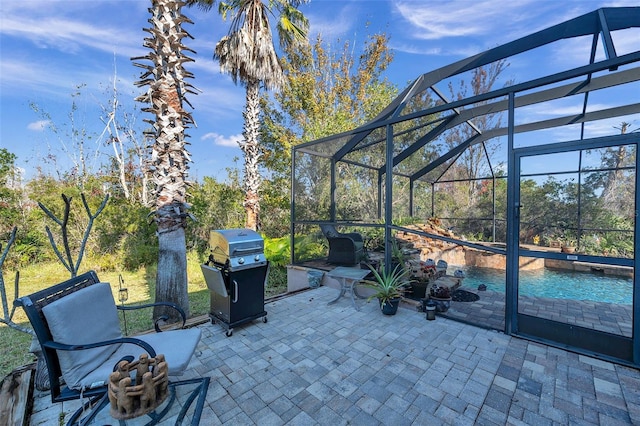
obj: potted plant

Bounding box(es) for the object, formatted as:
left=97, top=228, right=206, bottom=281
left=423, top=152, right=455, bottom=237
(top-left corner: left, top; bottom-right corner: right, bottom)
left=365, top=263, right=410, bottom=315
left=409, top=277, right=430, bottom=300
left=429, top=283, right=452, bottom=313
left=408, top=259, right=436, bottom=300
left=544, top=233, right=561, bottom=248
left=561, top=235, right=577, bottom=253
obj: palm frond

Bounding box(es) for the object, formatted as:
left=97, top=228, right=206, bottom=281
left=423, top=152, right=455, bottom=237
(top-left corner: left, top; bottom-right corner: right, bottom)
left=185, top=0, right=216, bottom=12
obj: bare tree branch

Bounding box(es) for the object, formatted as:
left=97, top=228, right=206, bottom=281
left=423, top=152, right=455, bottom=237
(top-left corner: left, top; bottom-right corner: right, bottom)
left=74, top=193, right=110, bottom=273
left=39, top=193, right=110, bottom=277
left=0, top=227, right=35, bottom=336
left=42, top=224, right=72, bottom=273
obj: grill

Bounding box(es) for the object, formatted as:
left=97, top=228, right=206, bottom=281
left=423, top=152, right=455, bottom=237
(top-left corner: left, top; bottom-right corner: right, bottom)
left=209, top=228, right=267, bottom=271
left=201, top=229, right=268, bottom=336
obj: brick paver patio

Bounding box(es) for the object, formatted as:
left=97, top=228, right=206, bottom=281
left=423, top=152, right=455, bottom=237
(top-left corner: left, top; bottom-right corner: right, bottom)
left=29, top=285, right=640, bottom=425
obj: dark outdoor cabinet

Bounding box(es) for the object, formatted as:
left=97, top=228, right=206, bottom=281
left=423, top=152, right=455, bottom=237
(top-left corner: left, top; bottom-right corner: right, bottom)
left=207, top=262, right=268, bottom=336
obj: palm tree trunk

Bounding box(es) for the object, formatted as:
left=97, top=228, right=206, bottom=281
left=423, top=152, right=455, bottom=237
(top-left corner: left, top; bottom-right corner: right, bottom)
left=151, top=81, right=191, bottom=321
left=155, top=223, right=189, bottom=319
left=133, top=0, right=197, bottom=321
left=242, top=79, right=262, bottom=231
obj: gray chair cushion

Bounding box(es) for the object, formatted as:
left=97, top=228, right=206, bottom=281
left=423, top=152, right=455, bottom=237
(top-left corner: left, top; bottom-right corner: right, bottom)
left=132, top=328, right=201, bottom=374
left=41, top=281, right=203, bottom=391
left=42, top=282, right=122, bottom=390
left=78, top=328, right=202, bottom=390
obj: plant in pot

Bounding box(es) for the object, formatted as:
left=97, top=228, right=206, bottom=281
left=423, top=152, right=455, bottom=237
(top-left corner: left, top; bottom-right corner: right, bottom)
left=365, top=263, right=410, bottom=315
left=429, top=283, right=452, bottom=313
left=561, top=237, right=577, bottom=254
left=408, top=259, right=436, bottom=300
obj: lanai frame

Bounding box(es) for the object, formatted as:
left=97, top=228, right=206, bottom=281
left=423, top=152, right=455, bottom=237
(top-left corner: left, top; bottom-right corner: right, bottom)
left=291, top=7, right=640, bottom=367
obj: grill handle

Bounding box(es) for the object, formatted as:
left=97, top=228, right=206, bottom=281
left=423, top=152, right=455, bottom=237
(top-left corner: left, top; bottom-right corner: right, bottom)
left=232, top=280, right=239, bottom=303
left=232, top=247, right=261, bottom=254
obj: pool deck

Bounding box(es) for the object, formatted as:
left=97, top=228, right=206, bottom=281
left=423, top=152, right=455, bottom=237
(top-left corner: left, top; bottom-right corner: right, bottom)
left=437, top=287, right=633, bottom=338
left=28, top=285, right=640, bottom=425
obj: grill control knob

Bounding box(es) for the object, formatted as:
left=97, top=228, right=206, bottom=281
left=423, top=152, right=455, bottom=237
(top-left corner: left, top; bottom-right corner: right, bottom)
left=254, top=255, right=260, bottom=261
left=238, top=257, right=245, bottom=264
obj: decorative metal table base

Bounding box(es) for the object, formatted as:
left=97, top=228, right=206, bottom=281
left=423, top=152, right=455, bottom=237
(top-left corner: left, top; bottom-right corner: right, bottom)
left=67, top=377, right=210, bottom=426
left=327, top=267, right=371, bottom=311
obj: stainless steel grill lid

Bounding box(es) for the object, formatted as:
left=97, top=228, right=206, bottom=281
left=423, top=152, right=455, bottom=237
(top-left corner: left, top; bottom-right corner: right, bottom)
left=209, top=228, right=266, bottom=271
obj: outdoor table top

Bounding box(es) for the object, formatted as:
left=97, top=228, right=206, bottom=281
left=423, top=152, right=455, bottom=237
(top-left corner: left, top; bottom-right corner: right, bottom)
left=69, top=378, right=209, bottom=426
left=327, top=266, right=371, bottom=281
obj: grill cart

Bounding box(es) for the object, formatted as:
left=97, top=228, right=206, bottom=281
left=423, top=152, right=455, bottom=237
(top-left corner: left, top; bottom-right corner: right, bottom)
left=201, top=229, right=268, bottom=336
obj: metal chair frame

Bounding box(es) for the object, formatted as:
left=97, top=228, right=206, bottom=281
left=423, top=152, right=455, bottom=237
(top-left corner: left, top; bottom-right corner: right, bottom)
left=14, top=270, right=188, bottom=403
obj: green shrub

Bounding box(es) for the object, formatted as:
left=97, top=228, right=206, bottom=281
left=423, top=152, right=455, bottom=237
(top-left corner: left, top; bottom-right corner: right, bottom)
left=264, top=236, right=290, bottom=267
left=266, top=264, right=287, bottom=297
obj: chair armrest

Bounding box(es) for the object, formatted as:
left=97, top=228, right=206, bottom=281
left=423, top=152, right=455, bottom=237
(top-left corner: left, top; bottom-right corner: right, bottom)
left=43, top=337, right=157, bottom=357
left=118, top=302, right=187, bottom=332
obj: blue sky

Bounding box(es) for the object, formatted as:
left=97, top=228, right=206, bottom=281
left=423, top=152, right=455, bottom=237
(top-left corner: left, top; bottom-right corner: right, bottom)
left=1, top=0, right=638, bottom=182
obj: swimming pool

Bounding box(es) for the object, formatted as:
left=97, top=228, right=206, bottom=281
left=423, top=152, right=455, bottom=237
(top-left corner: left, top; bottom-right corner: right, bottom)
left=453, top=265, right=633, bottom=304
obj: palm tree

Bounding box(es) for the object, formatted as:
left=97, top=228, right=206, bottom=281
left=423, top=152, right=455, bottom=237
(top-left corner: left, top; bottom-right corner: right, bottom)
left=132, top=0, right=198, bottom=321
left=195, top=0, right=308, bottom=231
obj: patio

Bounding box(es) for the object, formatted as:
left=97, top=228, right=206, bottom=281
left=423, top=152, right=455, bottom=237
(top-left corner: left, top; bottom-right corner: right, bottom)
left=28, top=285, right=640, bottom=425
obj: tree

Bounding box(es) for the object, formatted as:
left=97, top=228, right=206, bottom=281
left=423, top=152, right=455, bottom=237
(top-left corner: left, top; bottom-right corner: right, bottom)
left=259, top=31, right=397, bottom=232
left=263, top=32, right=396, bottom=167
left=0, top=149, right=21, bottom=238
left=188, top=174, right=244, bottom=252
left=444, top=61, right=511, bottom=207
left=29, top=86, right=101, bottom=188
left=598, top=122, right=637, bottom=218
left=0, top=148, right=17, bottom=186
left=132, top=0, right=198, bottom=321
left=199, top=0, right=309, bottom=231
left=98, top=66, right=152, bottom=205
left=38, top=193, right=109, bottom=277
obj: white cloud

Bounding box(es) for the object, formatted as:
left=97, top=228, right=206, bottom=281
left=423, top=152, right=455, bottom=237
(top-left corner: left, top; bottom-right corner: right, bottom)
left=391, top=41, right=482, bottom=58
left=393, top=0, right=539, bottom=41
left=27, top=120, right=50, bottom=131
left=1, top=4, right=145, bottom=58
left=1, top=59, right=78, bottom=96
left=392, top=0, right=640, bottom=64
left=611, top=27, right=640, bottom=56
left=583, top=116, right=639, bottom=137
left=305, top=6, right=357, bottom=41
left=202, top=132, right=242, bottom=148
left=391, top=42, right=442, bottom=56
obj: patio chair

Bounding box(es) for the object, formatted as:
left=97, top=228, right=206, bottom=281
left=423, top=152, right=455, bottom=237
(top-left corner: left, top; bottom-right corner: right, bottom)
left=14, top=270, right=201, bottom=405
left=320, top=224, right=365, bottom=266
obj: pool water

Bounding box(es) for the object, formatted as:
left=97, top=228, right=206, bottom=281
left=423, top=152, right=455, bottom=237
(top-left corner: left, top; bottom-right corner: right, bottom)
left=453, top=265, right=633, bottom=304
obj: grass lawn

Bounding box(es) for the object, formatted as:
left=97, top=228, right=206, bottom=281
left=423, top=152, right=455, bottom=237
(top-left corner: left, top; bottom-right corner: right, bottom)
left=0, top=257, right=288, bottom=380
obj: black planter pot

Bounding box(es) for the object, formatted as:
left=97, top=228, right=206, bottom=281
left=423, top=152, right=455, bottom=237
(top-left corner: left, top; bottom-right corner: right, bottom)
left=409, top=281, right=429, bottom=300
left=379, top=297, right=401, bottom=315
